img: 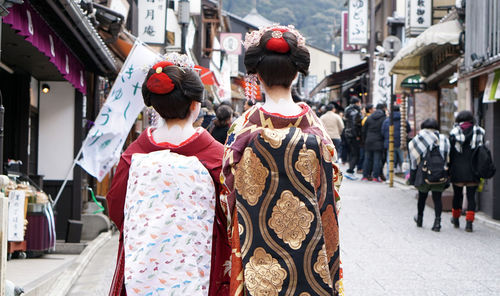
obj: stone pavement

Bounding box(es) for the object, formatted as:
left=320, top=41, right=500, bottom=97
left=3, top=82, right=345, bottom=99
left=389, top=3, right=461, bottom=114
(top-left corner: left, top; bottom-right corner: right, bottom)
left=67, top=171, right=500, bottom=296
left=338, top=169, right=500, bottom=296
left=67, top=232, right=118, bottom=296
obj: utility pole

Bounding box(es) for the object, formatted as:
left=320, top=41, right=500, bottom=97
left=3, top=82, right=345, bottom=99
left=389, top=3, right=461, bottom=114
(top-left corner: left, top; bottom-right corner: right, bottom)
left=368, top=0, right=376, bottom=104
left=388, top=42, right=395, bottom=188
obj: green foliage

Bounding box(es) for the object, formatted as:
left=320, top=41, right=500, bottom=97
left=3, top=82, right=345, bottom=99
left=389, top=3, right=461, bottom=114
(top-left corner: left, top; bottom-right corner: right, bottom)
left=223, top=0, right=344, bottom=52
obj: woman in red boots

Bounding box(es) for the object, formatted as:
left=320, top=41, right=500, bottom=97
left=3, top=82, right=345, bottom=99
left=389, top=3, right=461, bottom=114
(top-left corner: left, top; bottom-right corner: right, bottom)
left=449, top=111, right=484, bottom=232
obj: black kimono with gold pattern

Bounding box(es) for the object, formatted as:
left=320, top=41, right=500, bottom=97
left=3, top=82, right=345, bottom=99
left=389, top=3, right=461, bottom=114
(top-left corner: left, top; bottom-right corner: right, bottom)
left=221, top=103, right=344, bottom=296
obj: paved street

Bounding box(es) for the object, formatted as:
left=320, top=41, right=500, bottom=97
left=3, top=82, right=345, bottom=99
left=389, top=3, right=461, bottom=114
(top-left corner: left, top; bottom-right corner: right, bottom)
left=70, top=173, right=500, bottom=295
left=67, top=233, right=118, bottom=296
left=339, top=171, right=500, bottom=296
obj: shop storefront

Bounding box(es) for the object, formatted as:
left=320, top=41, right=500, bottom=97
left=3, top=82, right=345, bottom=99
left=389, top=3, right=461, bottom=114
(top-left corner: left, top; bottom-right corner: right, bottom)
left=1, top=1, right=118, bottom=247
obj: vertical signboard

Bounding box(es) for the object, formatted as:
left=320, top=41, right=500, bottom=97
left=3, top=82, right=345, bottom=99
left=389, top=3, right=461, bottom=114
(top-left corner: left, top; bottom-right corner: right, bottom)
left=138, top=0, right=167, bottom=44
left=342, top=11, right=358, bottom=51
left=373, top=59, right=392, bottom=106
left=8, top=191, right=26, bottom=242
left=348, top=0, right=368, bottom=45
left=405, top=0, right=432, bottom=37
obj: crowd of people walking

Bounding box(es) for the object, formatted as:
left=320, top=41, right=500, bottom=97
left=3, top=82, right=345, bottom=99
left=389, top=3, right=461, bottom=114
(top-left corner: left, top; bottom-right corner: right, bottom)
left=100, top=23, right=495, bottom=296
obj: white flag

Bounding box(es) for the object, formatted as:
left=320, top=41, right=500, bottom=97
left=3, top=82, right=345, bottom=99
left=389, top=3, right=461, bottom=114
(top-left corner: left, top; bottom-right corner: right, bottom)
left=77, top=41, right=161, bottom=181
left=373, top=59, right=392, bottom=107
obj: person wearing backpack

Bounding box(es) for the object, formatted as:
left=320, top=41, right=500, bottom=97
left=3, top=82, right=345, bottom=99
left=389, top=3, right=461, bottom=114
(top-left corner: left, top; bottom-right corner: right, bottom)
left=107, top=57, right=230, bottom=296
left=409, top=119, right=450, bottom=232
left=449, top=111, right=486, bottom=232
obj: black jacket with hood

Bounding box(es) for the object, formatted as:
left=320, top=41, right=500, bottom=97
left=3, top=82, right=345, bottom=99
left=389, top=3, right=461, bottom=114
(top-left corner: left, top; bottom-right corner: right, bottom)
left=362, top=109, right=386, bottom=151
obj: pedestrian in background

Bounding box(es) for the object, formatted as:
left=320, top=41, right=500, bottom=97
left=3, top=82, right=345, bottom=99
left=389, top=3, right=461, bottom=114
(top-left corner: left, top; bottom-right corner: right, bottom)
left=107, top=60, right=230, bottom=296
left=449, top=111, right=484, bottom=232
left=357, top=104, right=373, bottom=174
left=343, top=97, right=363, bottom=180
left=210, top=104, right=233, bottom=144
left=382, top=105, right=411, bottom=176
left=361, top=103, right=386, bottom=182
left=409, top=118, right=450, bottom=232
left=320, top=103, right=344, bottom=156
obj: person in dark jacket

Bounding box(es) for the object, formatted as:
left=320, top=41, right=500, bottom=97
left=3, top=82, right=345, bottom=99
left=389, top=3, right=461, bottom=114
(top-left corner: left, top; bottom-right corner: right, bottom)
left=343, top=97, right=363, bottom=180
left=210, top=104, right=233, bottom=144
left=361, top=103, right=387, bottom=181
left=409, top=119, right=450, bottom=232
left=449, top=111, right=485, bottom=232
left=381, top=105, right=412, bottom=176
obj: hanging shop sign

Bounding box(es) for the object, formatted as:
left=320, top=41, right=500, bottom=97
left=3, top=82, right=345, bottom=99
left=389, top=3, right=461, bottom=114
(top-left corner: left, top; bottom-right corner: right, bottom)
left=220, top=33, right=242, bottom=55
left=401, top=74, right=426, bottom=89
left=373, top=59, right=392, bottom=106
left=405, top=0, right=432, bottom=37
left=4, top=2, right=87, bottom=94
left=138, top=0, right=167, bottom=44
left=482, top=70, right=500, bottom=104
left=342, top=11, right=358, bottom=51
left=348, top=0, right=368, bottom=45
left=77, top=41, right=162, bottom=181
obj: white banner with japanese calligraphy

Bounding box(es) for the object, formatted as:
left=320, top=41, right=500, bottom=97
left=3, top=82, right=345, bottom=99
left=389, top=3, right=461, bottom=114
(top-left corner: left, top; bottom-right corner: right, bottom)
left=373, top=59, right=392, bottom=106
left=348, top=0, right=368, bottom=45
left=138, top=0, right=167, bottom=44
left=77, top=41, right=161, bottom=181
left=8, top=190, right=26, bottom=242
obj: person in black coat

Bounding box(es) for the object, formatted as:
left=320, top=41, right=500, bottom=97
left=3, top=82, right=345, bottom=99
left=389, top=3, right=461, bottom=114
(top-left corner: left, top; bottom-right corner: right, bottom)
left=343, top=97, right=363, bottom=179
left=209, top=104, right=233, bottom=144
left=449, top=111, right=485, bottom=232
left=361, top=103, right=387, bottom=181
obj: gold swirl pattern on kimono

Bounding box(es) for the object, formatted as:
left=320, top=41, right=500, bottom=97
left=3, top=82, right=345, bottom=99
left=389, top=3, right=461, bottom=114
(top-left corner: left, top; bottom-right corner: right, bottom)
left=260, top=128, right=289, bottom=149
left=268, top=190, right=314, bottom=250
left=234, top=147, right=269, bottom=206
left=321, top=204, right=339, bottom=258
left=295, top=146, right=321, bottom=189
left=244, top=247, right=287, bottom=296
left=299, top=293, right=311, bottom=296
left=313, top=244, right=333, bottom=288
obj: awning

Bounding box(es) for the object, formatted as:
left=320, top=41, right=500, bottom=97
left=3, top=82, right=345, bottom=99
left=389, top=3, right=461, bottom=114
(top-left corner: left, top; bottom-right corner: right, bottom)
left=388, top=20, right=462, bottom=75
left=309, top=62, right=368, bottom=97
left=4, top=2, right=88, bottom=93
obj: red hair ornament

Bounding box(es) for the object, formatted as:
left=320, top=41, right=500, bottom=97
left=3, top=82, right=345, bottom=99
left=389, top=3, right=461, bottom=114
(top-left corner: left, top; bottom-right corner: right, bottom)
left=265, top=28, right=290, bottom=53
left=146, top=61, right=176, bottom=94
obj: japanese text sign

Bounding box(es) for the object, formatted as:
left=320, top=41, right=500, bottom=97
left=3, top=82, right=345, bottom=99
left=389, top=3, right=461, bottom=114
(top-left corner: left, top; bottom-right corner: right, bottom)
left=373, top=59, right=392, bottom=106
left=348, top=0, right=368, bottom=45
left=77, top=41, right=162, bottom=181
left=8, top=190, right=26, bottom=242
left=406, top=0, right=432, bottom=37
left=138, top=0, right=167, bottom=44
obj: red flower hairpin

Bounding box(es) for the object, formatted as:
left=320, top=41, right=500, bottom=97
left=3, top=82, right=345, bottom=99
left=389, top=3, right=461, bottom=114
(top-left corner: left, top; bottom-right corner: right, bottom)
left=147, top=61, right=175, bottom=94
left=265, top=28, right=290, bottom=53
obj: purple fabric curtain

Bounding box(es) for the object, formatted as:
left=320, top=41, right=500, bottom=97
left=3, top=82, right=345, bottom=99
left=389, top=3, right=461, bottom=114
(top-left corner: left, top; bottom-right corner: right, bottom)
left=4, top=2, right=87, bottom=94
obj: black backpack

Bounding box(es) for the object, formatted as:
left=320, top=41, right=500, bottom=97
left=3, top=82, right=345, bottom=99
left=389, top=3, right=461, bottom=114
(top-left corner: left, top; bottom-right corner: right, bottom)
left=471, top=145, right=496, bottom=179
left=421, top=145, right=449, bottom=185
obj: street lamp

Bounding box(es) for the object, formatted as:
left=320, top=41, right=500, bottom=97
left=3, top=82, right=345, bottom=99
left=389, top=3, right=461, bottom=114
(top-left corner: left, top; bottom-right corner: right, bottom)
left=178, top=0, right=190, bottom=54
